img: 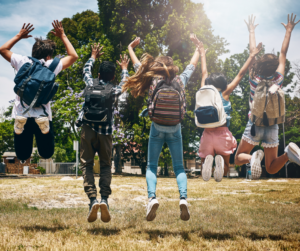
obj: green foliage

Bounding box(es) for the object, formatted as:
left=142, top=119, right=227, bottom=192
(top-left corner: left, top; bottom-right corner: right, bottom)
left=0, top=107, right=14, bottom=160
left=31, top=150, right=40, bottom=164
left=36, top=166, right=46, bottom=175
left=52, top=147, right=69, bottom=163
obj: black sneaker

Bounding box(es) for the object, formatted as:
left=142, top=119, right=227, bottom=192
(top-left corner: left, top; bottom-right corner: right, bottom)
left=87, top=199, right=100, bottom=223
left=100, top=198, right=111, bottom=223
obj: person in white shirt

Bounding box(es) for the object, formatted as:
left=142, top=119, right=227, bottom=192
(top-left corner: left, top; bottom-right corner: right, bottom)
left=0, top=21, right=78, bottom=162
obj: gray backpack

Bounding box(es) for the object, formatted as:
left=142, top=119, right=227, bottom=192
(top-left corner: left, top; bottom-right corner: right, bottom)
left=250, top=78, right=285, bottom=128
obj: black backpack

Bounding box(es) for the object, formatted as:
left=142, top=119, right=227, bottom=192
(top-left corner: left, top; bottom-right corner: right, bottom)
left=82, top=79, right=115, bottom=126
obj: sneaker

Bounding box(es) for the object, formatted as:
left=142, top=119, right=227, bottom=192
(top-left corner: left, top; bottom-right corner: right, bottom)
left=214, top=155, right=224, bottom=182
left=250, top=150, right=264, bottom=180
left=87, top=199, right=100, bottom=223
left=285, top=142, right=300, bottom=166
left=100, top=198, right=111, bottom=223
left=146, top=197, right=159, bottom=221
left=14, top=116, right=27, bottom=134
left=35, top=117, right=50, bottom=134
left=179, top=198, right=190, bottom=221
left=202, top=155, right=213, bottom=181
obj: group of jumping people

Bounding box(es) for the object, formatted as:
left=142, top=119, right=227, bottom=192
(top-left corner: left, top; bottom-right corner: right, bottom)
left=0, top=13, right=300, bottom=224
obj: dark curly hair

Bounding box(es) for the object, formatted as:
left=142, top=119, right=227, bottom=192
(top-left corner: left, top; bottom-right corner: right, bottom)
left=32, top=37, right=56, bottom=60
left=251, top=53, right=279, bottom=78
left=205, top=73, right=228, bottom=92
left=98, top=61, right=116, bottom=82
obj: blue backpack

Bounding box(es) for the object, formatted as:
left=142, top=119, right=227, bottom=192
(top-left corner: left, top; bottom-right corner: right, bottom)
left=14, top=57, right=60, bottom=116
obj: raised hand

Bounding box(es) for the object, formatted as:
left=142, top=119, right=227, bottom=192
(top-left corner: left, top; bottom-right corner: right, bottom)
left=250, top=42, right=263, bottom=57
left=244, top=14, right=259, bottom=32
left=190, top=33, right=207, bottom=55
left=91, top=43, right=104, bottom=59
left=51, top=20, right=65, bottom=39
left=18, top=23, right=34, bottom=39
left=281, top=13, right=300, bottom=31
left=128, top=37, right=140, bottom=49
left=116, top=54, right=130, bottom=70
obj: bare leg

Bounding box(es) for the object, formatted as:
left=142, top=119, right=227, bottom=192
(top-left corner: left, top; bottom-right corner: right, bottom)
left=264, top=147, right=288, bottom=174
left=222, top=155, right=230, bottom=177
left=234, top=139, right=256, bottom=165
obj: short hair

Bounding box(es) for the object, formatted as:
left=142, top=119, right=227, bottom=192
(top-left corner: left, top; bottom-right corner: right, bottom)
left=32, top=37, right=56, bottom=60
left=205, top=73, right=228, bottom=92
left=251, top=54, right=279, bottom=78
left=99, top=61, right=116, bottom=82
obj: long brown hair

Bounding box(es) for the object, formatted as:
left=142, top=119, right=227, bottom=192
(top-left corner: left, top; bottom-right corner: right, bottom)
left=122, top=53, right=179, bottom=98
left=251, top=53, right=279, bottom=78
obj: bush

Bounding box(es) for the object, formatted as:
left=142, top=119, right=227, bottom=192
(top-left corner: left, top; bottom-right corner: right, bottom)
left=36, top=166, right=46, bottom=174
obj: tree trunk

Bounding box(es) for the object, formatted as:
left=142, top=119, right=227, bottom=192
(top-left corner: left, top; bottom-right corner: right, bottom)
left=164, top=162, right=169, bottom=176
left=114, top=144, right=122, bottom=174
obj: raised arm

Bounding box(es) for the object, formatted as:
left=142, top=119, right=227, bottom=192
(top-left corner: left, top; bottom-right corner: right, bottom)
left=0, top=23, right=34, bottom=62
left=277, top=13, right=300, bottom=76
left=83, top=44, right=104, bottom=87
left=245, top=15, right=259, bottom=54
left=51, top=20, right=78, bottom=70
left=189, top=33, right=201, bottom=68
left=117, top=54, right=130, bottom=88
left=197, top=40, right=208, bottom=88
left=223, top=43, right=263, bottom=99
left=128, top=37, right=141, bottom=66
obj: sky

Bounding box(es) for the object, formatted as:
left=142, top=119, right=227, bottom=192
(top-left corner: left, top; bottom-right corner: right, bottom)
left=0, top=0, right=300, bottom=109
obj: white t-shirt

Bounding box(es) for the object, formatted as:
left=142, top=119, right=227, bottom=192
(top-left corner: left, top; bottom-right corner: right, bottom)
left=11, top=53, right=63, bottom=121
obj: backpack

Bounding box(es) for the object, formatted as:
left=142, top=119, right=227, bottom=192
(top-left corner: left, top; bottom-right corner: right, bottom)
left=147, top=76, right=186, bottom=126
left=250, top=79, right=285, bottom=127
left=82, top=79, right=115, bottom=126
left=14, top=57, right=60, bottom=115
left=194, top=85, right=227, bottom=128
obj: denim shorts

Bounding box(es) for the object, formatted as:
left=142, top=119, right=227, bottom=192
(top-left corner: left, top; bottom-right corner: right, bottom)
left=242, top=120, right=279, bottom=148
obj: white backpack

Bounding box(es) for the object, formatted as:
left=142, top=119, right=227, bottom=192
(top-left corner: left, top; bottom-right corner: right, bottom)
left=194, top=85, right=227, bottom=128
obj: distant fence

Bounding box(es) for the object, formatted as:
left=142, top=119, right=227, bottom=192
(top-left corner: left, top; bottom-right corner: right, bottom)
left=38, top=162, right=78, bottom=175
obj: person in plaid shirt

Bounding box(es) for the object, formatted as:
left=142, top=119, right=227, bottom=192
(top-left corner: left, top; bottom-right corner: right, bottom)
left=78, top=43, right=129, bottom=223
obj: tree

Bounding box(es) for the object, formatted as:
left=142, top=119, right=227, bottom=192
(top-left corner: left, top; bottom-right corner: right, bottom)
left=0, top=106, right=14, bottom=160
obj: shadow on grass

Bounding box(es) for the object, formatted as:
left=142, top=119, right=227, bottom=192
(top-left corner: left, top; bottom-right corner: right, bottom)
left=87, top=227, right=121, bottom=236
left=21, top=225, right=69, bottom=233
left=143, top=229, right=290, bottom=242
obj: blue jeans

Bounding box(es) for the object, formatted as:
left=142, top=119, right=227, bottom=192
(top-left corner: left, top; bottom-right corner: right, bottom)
left=146, top=122, right=187, bottom=198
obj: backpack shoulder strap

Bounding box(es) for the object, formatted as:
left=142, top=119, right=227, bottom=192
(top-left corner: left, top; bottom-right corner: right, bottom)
left=93, top=78, right=100, bottom=86
left=27, top=57, right=41, bottom=64
left=48, top=57, right=60, bottom=72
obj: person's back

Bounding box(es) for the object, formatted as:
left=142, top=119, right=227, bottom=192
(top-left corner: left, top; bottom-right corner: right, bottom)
left=123, top=34, right=202, bottom=222
left=0, top=21, right=78, bottom=162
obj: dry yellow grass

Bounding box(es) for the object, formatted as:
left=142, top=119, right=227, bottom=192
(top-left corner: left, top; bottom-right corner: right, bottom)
left=1, top=176, right=300, bottom=250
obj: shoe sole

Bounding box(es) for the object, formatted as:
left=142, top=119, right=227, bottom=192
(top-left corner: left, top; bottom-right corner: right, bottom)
left=15, top=116, right=27, bottom=134
left=35, top=118, right=50, bottom=134
left=289, top=143, right=300, bottom=159
left=100, top=203, right=111, bottom=223
left=87, top=203, right=100, bottom=223
left=146, top=202, right=159, bottom=221
left=180, top=204, right=190, bottom=221
left=202, top=155, right=213, bottom=182
left=214, top=155, right=224, bottom=182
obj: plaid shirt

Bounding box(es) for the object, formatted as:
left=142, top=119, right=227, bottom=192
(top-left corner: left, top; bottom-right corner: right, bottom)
left=77, top=57, right=129, bottom=135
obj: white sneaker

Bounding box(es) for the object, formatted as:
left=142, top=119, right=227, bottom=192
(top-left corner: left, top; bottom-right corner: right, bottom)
left=35, top=117, right=50, bottom=134
left=14, top=116, right=28, bottom=134
left=214, top=155, right=224, bottom=182
left=146, top=197, right=159, bottom=221
left=250, top=150, right=264, bottom=180
left=179, top=198, right=190, bottom=221
left=202, top=155, right=213, bottom=181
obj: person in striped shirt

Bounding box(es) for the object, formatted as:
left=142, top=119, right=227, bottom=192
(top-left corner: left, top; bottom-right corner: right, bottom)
left=235, top=14, right=300, bottom=179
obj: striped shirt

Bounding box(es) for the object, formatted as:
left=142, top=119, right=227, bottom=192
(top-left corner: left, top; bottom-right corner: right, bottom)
left=77, top=57, right=129, bottom=135
left=249, top=72, right=284, bottom=116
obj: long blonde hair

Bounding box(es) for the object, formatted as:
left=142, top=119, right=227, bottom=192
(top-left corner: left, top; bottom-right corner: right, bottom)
left=122, top=53, right=179, bottom=98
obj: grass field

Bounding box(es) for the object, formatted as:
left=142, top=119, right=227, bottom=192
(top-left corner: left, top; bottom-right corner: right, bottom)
left=1, top=175, right=300, bottom=250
